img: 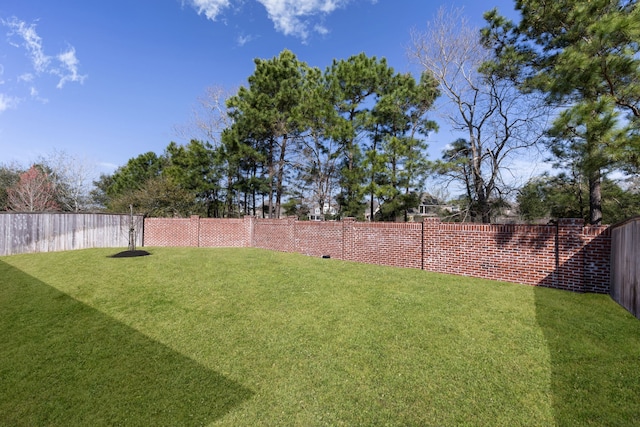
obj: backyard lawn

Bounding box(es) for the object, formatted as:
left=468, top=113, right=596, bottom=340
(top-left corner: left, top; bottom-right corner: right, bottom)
left=1, top=247, right=639, bottom=426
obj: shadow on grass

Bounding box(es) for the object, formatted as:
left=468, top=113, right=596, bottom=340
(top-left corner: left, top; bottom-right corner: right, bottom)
left=0, top=259, right=253, bottom=426
left=534, top=285, right=640, bottom=426
left=108, top=250, right=151, bottom=258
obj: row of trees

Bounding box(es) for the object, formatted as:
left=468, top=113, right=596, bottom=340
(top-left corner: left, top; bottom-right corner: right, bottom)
left=94, top=50, right=441, bottom=221
left=482, top=0, right=640, bottom=224
left=517, top=173, right=640, bottom=224
left=3, top=1, right=638, bottom=224
left=4, top=150, right=637, bottom=224
left=93, top=5, right=553, bottom=223
left=0, top=151, right=95, bottom=212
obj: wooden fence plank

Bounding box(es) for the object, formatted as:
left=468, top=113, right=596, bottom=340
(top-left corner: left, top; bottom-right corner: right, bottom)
left=610, top=217, right=640, bottom=319
left=0, top=213, right=143, bottom=256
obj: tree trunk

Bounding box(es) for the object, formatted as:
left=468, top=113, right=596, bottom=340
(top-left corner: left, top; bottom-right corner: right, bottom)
left=370, top=191, right=375, bottom=221
left=226, top=171, right=234, bottom=218
left=251, top=164, right=258, bottom=217
left=267, top=138, right=275, bottom=218
left=589, top=170, right=603, bottom=225
left=471, top=148, right=490, bottom=223
left=275, top=135, right=288, bottom=219
left=475, top=187, right=490, bottom=223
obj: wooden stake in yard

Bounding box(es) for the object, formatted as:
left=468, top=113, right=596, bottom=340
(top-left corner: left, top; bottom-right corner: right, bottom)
left=128, top=204, right=135, bottom=252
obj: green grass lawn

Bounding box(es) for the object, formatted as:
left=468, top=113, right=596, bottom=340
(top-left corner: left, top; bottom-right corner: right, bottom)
left=1, top=247, right=639, bottom=426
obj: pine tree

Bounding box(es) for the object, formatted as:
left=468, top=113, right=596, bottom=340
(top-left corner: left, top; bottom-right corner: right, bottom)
left=483, top=0, right=640, bottom=224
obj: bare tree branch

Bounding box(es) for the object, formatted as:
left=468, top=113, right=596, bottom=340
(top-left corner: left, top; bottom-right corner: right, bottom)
left=173, top=85, right=236, bottom=146
left=409, top=6, right=549, bottom=222
left=42, top=149, right=95, bottom=212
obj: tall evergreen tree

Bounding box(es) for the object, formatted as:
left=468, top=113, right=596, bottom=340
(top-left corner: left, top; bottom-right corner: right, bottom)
left=226, top=50, right=310, bottom=218
left=295, top=66, right=342, bottom=220
left=483, top=0, right=640, bottom=224
left=106, top=152, right=166, bottom=200
left=164, top=140, right=224, bottom=217
left=0, top=165, right=21, bottom=211
left=368, top=72, right=439, bottom=221
left=326, top=53, right=394, bottom=219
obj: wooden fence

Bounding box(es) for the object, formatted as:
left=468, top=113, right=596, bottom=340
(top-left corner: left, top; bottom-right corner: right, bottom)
left=0, top=213, right=144, bottom=256
left=610, top=217, right=640, bottom=319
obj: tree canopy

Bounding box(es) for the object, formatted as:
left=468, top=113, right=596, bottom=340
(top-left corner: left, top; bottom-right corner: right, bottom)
left=483, top=0, right=640, bottom=224
left=20, top=8, right=634, bottom=226
left=201, top=50, right=439, bottom=220
left=89, top=51, right=438, bottom=220
left=518, top=173, right=640, bottom=223
left=411, top=6, right=549, bottom=223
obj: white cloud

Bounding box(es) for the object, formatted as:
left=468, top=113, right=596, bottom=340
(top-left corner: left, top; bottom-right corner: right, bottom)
left=3, top=17, right=51, bottom=72
left=185, top=0, right=233, bottom=20
left=236, top=33, right=256, bottom=46
left=0, top=93, right=20, bottom=112
left=29, top=86, right=49, bottom=104
left=18, top=73, right=34, bottom=83
left=187, top=0, right=355, bottom=40
left=97, top=161, right=119, bottom=172
left=0, top=16, right=86, bottom=112
left=258, top=0, right=350, bottom=39
left=54, top=46, right=87, bottom=88
left=314, top=24, right=329, bottom=36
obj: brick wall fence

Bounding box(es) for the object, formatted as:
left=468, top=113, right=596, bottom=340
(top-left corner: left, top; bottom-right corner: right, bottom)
left=143, top=216, right=611, bottom=293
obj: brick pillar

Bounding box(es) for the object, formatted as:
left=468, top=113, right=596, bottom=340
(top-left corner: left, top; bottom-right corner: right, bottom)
left=243, top=216, right=255, bottom=248
left=287, top=216, right=296, bottom=252
left=582, top=225, right=611, bottom=294
left=422, top=217, right=441, bottom=272
left=342, top=217, right=355, bottom=261
left=556, top=218, right=585, bottom=292
left=189, top=215, right=200, bottom=247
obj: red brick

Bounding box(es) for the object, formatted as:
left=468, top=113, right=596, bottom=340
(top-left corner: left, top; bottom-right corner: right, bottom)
left=143, top=216, right=611, bottom=294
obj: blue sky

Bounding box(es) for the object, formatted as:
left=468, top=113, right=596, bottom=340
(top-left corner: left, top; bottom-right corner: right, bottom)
left=0, top=0, right=518, bottom=179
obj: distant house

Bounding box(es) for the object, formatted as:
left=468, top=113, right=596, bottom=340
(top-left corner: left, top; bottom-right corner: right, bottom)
left=364, top=200, right=380, bottom=222
left=407, top=193, right=458, bottom=221
left=309, top=202, right=338, bottom=221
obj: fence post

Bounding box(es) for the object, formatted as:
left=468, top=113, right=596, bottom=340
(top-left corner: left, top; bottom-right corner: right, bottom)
left=189, top=215, right=200, bottom=247
left=557, top=218, right=585, bottom=292
left=342, top=218, right=355, bottom=261
left=287, top=216, right=296, bottom=252
left=582, top=225, right=612, bottom=294
left=422, top=217, right=441, bottom=272
left=243, top=216, right=255, bottom=248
